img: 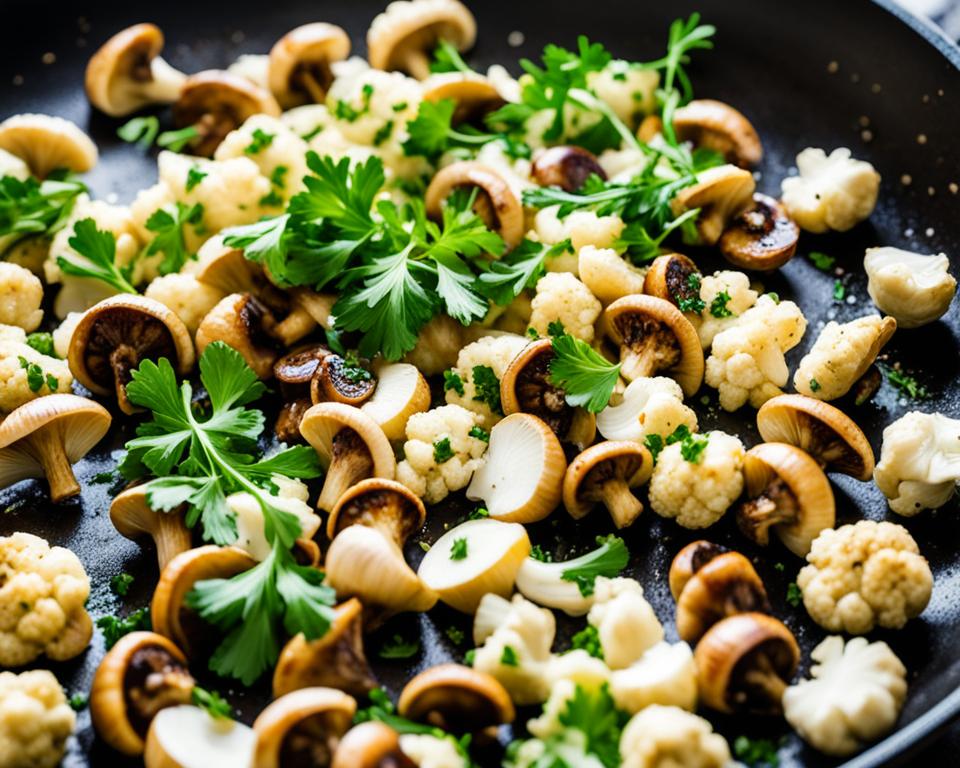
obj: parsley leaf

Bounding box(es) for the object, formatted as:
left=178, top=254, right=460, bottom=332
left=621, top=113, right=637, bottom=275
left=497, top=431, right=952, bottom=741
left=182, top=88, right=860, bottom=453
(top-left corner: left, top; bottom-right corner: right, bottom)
left=786, top=582, right=802, bottom=607
left=433, top=437, right=455, bottom=464
left=68, top=693, right=88, bottom=711
left=0, top=175, right=86, bottom=254
left=379, top=634, right=421, bottom=659
left=449, top=537, right=468, bottom=561
left=443, top=369, right=465, bottom=396
left=809, top=378, right=821, bottom=393
left=145, top=202, right=204, bottom=275
left=530, top=545, right=552, bottom=562
left=734, top=735, right=782, bottom=767
left=479, top=239, right=571, bottom=305
left=709, top=289, right=733, bottom=318
left=110, top=572, right=134, bottom=597
left=431, top=39, right=474, bottom=74
left=56, top=218, right=138, bottom=295
left=403, top=98, right=521, bottom=160
left=500, top=645, right=519, bottom=666
left=468, top=425, right=489, bottom=442
left=470, top=365, right=502, bottom=414
left=808, top=251, right=835, bottom=271
left=192, top=686, right=232, bottom=719
left=97, top=607, right=151, bottom=649
left=881, top=364, right=929, bottom=399
left=157, top=125, right=200, bottom=152
left=244, top=128, right=275, bottom=154
left=569, top=624, right=604, bottom=659
left=548, top=333, right=621, bottom=413
left=561, top=536, right=630, bottom=596
left=833, top=279, right=846, bottom=301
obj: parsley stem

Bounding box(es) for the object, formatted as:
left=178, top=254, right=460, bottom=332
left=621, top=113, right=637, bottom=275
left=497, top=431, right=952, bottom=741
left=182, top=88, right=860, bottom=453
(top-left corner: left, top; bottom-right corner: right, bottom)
left=569, top=89, right=641, bottom=151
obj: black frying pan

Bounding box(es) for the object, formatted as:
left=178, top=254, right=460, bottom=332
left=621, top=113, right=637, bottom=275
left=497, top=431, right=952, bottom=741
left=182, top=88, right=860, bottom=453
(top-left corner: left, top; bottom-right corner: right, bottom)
left=0, top=1, right=958, bottom=766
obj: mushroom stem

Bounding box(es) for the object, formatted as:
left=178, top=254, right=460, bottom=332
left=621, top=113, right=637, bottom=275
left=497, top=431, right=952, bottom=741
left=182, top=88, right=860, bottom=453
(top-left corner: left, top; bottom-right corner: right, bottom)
left=30, top=428, right=79, bottom=502
left=736, top=480, right=799, bottom=546
left=111, top=344, right=142, bottom=415
left=154, top=513, right=193, bottom=571
left=742, top=654, right=788, bottom=708
left=143, top=58, right=188, bottom=102
left=401, top=50, right=432, bottom=80
left=296, top=68, right=329, bottom=104
left=599, top=480, right=643, bottom=528
left=318, top=443, right=373, bottom=513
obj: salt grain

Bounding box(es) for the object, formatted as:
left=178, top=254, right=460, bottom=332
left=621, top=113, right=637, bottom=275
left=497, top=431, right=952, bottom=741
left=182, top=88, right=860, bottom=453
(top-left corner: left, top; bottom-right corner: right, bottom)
left=41, top=52, right=55, bottom=65
left=917, top=134, right=928, bottom=145
left=507, top=31, right=525, bottom=47
left=827, top=61, right=839, bottom=73
left=926, top=227, right=935, bottom=237
left=901, top=174, right=912, bottom=186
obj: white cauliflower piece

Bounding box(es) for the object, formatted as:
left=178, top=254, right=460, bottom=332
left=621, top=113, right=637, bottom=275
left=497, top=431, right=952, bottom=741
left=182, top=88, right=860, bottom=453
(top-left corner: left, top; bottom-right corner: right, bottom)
left=793, top=314, right=895, bottom=400
left=692, top=270, right=759, bottom=349
left=472, top=593, right=555, bottom=705
left=648, top=431, right=745, bottom=529
left=471, top=141, right=534, bottom=199
left=0, top=328, right=73, bottom=413
left=781, top=147, right=880, bottom=233
left=797, top=520, right=933, bottom=634
left=144, top=273, right=227, bottom=335
left=52, top=313, right=82, bottom=360
left=444, top=334, right=530, bottom=426
left=610, top=641, right=698, bottom=714
left=0, top=533, right=91, bottom=666
left=596, top=376, right=697, bottom=442
left=395, top=404, right=488, bottom=504
left=597, top=147, right=649, bottom=183
left=586, top=578, right=663, bottom=670
left=0, top=148, right=30, bottom=181
left=0, top=669, right=75, bottom=768
left=0, top=263, right=42, bottom=331
left=705, top=295, right=807, bottom=411
left=399, top=734, right=467, bottom=768
left=619, top=705, right=733, bottom=768
left=587, top=61, right=659, bottom=127
left=225, top=54, right=269, bottom=89
left=783, top=635, right=907, bottom=757
left=528, top=272, right=602, bottom=342
left=864, top=247, right=956, bottom=329
left=874, top=411, right=960, bottom=516
left=281, top=104, right=331, bottom=140
left=578, top=245, right=647, bottom=305
left=226, top=476, right=320, bottom=561
left=534, top=206, right=625, bottom=259
left=214, top=114, right=310, bottom=198
left=4, top=236, right=50, bottom=276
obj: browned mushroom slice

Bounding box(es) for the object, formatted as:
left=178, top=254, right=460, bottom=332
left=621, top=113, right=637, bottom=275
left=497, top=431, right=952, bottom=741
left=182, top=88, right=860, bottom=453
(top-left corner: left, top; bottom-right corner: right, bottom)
left=275, top=398, right=313, bottom=446
left=670, top=165, right=756, bottom=246
left=268, top=23, right=351, bottom=108
left=719, top=194, right=799, bottom=271
left=253, top=687, right=357, bottom=768
left=332, top=722, right=416, bottom=768
left=326, top=477, right=425, bottom=546
left=195, top=293, right=279, bottom=380
left=90, top=631, right=195, bottom=757
left=273, top=344, right=333, bottom=443
left=531, top=146, right=606, bottom=192
left=738, top=443, right=835, bottom=557
left=69, top=295, right=194, bottom=415
left=673, top=99, right=763, bottom=168
left=695, top=612, right=800, bottom=715
left=668, top=540, right=728, bottom=601
left=562, top=441, right=653, bottom=529
left=643, top=252, right=702, bottom=309
left=110, top=485, right=192, bottom=571
left=172, top=70, right=281, bottom=157
left=311, top=354, right=377, bottom=406
left=422, top=72, right=504, bottom=124
left=603, top=294, right=704, bottom=396
left=756, top=394, right=875, bottom=480
left=675, top=551, right=770, bottom=644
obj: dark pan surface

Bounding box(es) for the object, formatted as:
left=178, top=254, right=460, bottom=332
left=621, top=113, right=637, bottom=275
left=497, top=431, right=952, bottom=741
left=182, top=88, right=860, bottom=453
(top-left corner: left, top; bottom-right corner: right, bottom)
left=0, top=1, right=958, bottom=766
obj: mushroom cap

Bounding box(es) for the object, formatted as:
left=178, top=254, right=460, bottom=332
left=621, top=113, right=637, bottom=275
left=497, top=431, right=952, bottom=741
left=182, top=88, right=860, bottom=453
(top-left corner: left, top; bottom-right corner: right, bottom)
left=0, top=114, right=98, bottom=178
left=424, top=160, right=524, bottom=250
left=397, top=664, right=515, bottom=732
left=422, top=72, right=504, bottom=124
left=673, top=99, right=763, bottom=168
left=311, top=354, right=377, bottom=407
left=642, top=252, right=702, bottom=309
left=368, top=0, right=477, bottom=79
left=694, top=612, right=800, bottom=715
left=562, top=440, right=653, bottom=520
left=268, top=23, right=351, bottom=109
left=326, top=477, right=426, bottom=543
left=719, top=194, right=799, bottom=271
left=195, top=293, right=278, bottom=380
left=603, top=294, right=704, bottom=396
left=252, top=687, right=356, bottom=768
left=299, top=401, right=396, bottom=474
left=531, top=145, right=606, bottom=192
left=273, top=344, right=332, bottom=394
left=756, top=394, right=875, bottom=480
left=359, top=363, right=431, bottom=442
left=670, top=164, right=756, bottom=246
left=194, top=238, right=272, bottom=296
left=331, top=722, right=414, bottom=768
left=668, top=540, right=728, bottom=601
left=740, top=442, right=835, bottom=557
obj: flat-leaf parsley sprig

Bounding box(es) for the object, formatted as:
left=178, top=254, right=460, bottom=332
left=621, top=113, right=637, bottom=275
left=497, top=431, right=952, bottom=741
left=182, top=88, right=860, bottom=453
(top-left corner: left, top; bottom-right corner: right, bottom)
left=548, top=331, right=621, bottom=413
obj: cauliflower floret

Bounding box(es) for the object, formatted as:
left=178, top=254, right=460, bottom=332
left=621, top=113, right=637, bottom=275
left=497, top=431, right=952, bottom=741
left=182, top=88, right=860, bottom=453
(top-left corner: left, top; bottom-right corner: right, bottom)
left=578, top=246, right=647, bottom=305
left=864, top=247, right=956, bottom=329
left=225, top=54, right=269, bottom=89
left=472, top=593, right=555, bottom=705
left=214, top=114, right=310, bottom=198
left=692, top=270, right=759, bottom=349
left=610, top=641, right=698, bottom=714
left=597, top=147, right=649, bottom=183
left=781, top=147, right=880, bottom=233
left=596, top=376, right=697, bottom=442
left=52, top=313, right=82, bottom=359
left=144, top=273, right=227, bottom=335
left=0, top=669, right=76, bottom=768
left=0, top=263, right=42, bottom=331
left=226, top=476, right=320, bottom=561
left=587, top=578, right=663, bottom=670
left=619, top=705, right=733, bottom=768
left=0, top=533, right=91, bottom=666
left=648, top=431, right=745, bottom=529
left=528, top=272, right=602, bottom=342
left=797, top=520, right=933, bottom=634
left=587, top=61, right=659, bottom=127
left=534, top=206, right=625, bottom=262
left=783, top=635, right=907, bottom=757
left=0, top=330, right=73, bottom=413
left=531, top=654, right=611, bottom=741
left=471, top=141, right=534, bottom=198
left=444, top=334, right=530, bottom=426
left=705, top=295, right=807, bottom=411
left=874, top=411, right=960, bottom=516
left=281, top=104, right=331, bottom=139
left=793, top=314, right=895, bottom=400
left=395, top=404, right=488, bottom=504
left=399, top=734, right=467, bottom=768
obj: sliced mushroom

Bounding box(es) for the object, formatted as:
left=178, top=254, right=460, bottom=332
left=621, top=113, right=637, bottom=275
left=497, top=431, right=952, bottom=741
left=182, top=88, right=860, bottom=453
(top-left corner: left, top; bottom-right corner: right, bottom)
left=668, top=540, right=728, bottom=601
left=673, top=99, right=762, bottom=168
left=0, top=114, right=97, bottom=179
left=422, top=72, right=504, bottom=124
left=145, top=705, right=255, bottom=768
left=332, top=722, right=415, bottom=768
left=500, top=338, right=596, bottom=450
left=425, top=161, right=524, bottom=249
left=398, top=664, right=514, bottom=737
left=299, top=402, right=397, bottom=513
left=268, top=23, right=351, bottom=108
left=756, top=394, right=875, bottom=480
left=195, top=293, right=278, bottom=380
left=359, top=363, right=431, bottom=442
left=110, top=485, right=192, bottom=571
left=466, top=413, right=566, bottom=523
left=311, top=354, right=377, bottom=406
left=603, top=294, right=704, bottom=395
left=272, top=598, right=376, bottom=699
left=69, top=295, right=195, bottom=415
left=172, top=70, right=281, bottom=157
left=90, top=631, right=195, bottom=756
left=367, top=0, right=477, bottom=79
left=531, top=146, right=606, bottom=192
left=670, top=164, right=756, bottom=246
left=151, top=546, right=256, bottom=660
left=0, top=394, right=111, bottom=502
left=694, top=612, right=799, bottom=715
left=273, top=344, right=332, bottom=443
left=719, top=194, right=799, bottom=271
left=85, top=24, right=187, bottom=116
left=563, top=441, right=653, bottom=529
left=642, top=252, right=702, bottom=309
left=674, top=551, right=770, bottom=644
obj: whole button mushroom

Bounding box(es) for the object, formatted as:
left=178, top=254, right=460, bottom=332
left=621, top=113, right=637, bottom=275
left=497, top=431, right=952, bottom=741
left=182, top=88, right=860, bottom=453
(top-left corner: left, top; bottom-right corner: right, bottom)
left=268, top=23, right=352, bottom=109
left=110, top=485, right=192, bottom=571
left=0, top=114, right=98, bottom=179
left=85, top=23, right=187, bottom=117
left=563, top=441, right=654, bottom=529
left=332, top=722, right=416, bottom=768
left=422, top=72, right=504, bottom=125
left=531, top=145, right=607, bottom=192
left=719, top=194, right=800, bottom=271
left=252, top=687, right=356, bottom=768
left=670, top=164, right=756, bottom=246
left=672, top=99, right=763, bottom=168
left=668, top=540, right=728, bottom=601
left=359, top=363, right=431, bottom=443
left=0, top=394, right=111, bottom=502
left=642, top=252, right=702, bottom=309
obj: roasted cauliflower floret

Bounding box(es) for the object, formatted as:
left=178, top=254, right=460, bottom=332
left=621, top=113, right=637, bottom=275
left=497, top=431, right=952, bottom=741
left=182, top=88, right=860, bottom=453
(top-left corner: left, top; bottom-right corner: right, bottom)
left=619, top=705, right=733, bottom=768
left=864, top=247, right=956, bottom=329
left=144, top=273, right=227, bottom=335
left=534, top=206, right=625, bottom=257
left=0, top=327, right=73, bottom=413
left=578, top=246, right=647, bottom=305
left=399, top=733, right=467, bottom=768
left=0, top=263, right=42, bottom=331
left=793, top=314, right=895, bottom=400
left=587, top=578, right=663, bottom=670
left=797, top=520, right=933, bottom=634
left=691, top=270, right=759, bottom=349
left=214, top=114, right=310, bottom=197
left=781, top=147, right=880, bottom=233
left=528, top=272, right=602, bottom=343
left=395, top=404, right=488, bottom=504
left=783, top=635, right=907, bottom=757
left=443, top=334, right=530, bottom=426
left=874, top=411, right=960, bottom=516
left=587, top=61, right=659, bottom=126
left=596, top=376, right=697, bottom=442
left=705, top=295, right=807, bottom=411
left=610, top=641, right=698, bottom=714
left=0, top=533, right=91, bottom=666
left=226, top=476, right=321, bottom=561
left=648, top=430, right=745, bottom=529
left=0, top=669, right=76, bottom=768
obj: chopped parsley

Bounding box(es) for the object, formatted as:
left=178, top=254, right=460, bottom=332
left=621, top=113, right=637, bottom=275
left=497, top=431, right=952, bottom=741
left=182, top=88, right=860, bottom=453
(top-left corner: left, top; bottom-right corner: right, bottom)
left=443, top=369, right=465, bottom=396
left=809, top=378, right=821, bottom=392
left=500, top=645, right=519, bottom=666
left=110, top=572, right=134, bottom=597
left=883, top=365, right=929, bottom=399
left=471, top=365, right=502, bottom=414
left=449, top=537, right=469, bottom=561
left=677, top=273, right=705, bottom=314
left=808, top=251, right=836, bottom=271
left=445, top=626, right=465, bottom=645
left=96, top=607, right=151, bottom=649
left=468, top=425, right=489, bottom=442
left=185, top=166, right=207, bottom=192
left=269, top=165, right=289, bottom=189
left=547, top=320, right=566, bottom=337
left=773, top=562, right=785, bottom=572
left=733, top=735, right=781, bottom=767
left=372, top=120, right=395, bottom=147
left=680, top=431, right=709, bottom=463
left=530, top=545, right=553, bottom=562
left=833, top=279, right=846, bottom=301
left=561, top=536, right=629, bottom=597
left=68, top=693, right=88, bottom=711
left=645, top=424, right=704, bottom=463
left=709, top=290, right=733, bottom=318
left=192, top=686, right=232, bottom=719
left=379, top=634, right=421, bottom=659
left=18, top=356, right=47, bottom=392
left=786, top=582, right=802, bottom=607
left=469, top=507, right=490, bottom=520
left=157, top=125, right=200, bottom=152
left=433, top=437, right=455, bottom=464
left=244, top=128, right=275, bottom=154
left=569, top=624, right=604, bottom=659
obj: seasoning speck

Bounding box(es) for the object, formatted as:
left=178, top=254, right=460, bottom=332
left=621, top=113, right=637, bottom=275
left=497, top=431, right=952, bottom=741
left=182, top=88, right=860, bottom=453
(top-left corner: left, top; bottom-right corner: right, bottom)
left=861, top=129, right=873, bottom=142
left=904, top=228, right=914, bottom=237
left=927, top=186, right=936, bottom=196
left=859, top=115, right=870, bottom=127
left=846, top=294, right=858, bottom=305
left=231, top=30, right=245, bottom=44
left=925, top=227, right=935, bottom=237
left=827, top=61, right=839, bottom=73
left=851, top=72, right=861, bottom=83
left=507, top=30, right=525, bottom=47
left=41, top=52, right=56, bottom=65
left=949, top=182, right=958, bottom=194
left=900, top=174, right=912, bottom=186
left=871, top=82, right=882, bottom=93
left=917, top=134, right=928, bottom=145
left=12, top=75, right=23, bottom=86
